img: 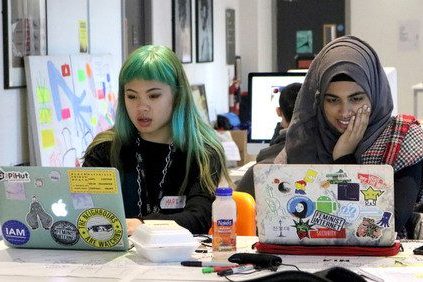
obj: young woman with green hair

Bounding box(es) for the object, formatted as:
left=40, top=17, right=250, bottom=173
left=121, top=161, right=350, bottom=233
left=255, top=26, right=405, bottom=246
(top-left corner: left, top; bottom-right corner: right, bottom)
left=83, top=45, right=231, bottom=235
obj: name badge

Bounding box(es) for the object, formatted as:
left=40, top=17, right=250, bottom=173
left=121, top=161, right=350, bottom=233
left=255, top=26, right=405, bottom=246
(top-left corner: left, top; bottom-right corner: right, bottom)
left=160, top=196, right=186, bottom=209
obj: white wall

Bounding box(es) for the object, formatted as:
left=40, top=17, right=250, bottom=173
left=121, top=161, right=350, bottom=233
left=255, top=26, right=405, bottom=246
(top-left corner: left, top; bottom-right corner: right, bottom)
left=350, top=0, right=423, bottom=118
left=150, top=0, right=241, bottom=120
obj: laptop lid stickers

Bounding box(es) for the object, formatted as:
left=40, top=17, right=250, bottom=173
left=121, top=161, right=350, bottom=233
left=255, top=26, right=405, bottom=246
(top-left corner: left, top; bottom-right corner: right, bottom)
left=254, top=164, right=395, bottom=246
left=0, top=166, right=129, bottom=251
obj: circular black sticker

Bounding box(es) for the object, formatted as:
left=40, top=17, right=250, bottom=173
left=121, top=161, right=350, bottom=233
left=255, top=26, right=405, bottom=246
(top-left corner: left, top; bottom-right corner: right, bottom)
left=50, top=220, right=80, bottom=245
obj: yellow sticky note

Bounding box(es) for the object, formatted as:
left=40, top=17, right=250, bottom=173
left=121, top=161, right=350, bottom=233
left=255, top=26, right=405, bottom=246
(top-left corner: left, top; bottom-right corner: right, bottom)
left=36, top=87, right=51, bottom=103
left=68, top=169, right=118, bottom=194
left=91, top=116, right=97, bottom=126
left=39, top=108, right=52, bottom=124
left=41, top=130, right=55, bottom=148
left=79, top=20, right=88, bottom=53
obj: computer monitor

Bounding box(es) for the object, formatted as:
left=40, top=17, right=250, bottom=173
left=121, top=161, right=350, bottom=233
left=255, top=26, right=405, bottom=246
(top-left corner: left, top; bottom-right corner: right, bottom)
left=286, top=67, right=398, bottom=116
left=248, top=72, right=306, bottom=143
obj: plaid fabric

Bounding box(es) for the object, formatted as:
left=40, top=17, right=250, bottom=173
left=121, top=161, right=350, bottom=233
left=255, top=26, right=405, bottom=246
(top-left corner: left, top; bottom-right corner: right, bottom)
left=362, top=114, right=423, bottom=172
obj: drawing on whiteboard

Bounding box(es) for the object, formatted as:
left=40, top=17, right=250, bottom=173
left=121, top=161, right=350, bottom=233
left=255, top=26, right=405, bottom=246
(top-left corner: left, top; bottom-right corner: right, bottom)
left=25, top=55, right=117, bottom=166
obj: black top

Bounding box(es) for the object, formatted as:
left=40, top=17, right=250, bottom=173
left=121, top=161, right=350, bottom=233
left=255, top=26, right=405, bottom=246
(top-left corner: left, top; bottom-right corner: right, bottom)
left=334, top=154, right=423, bottom=236
left=83, top=139, right=216, bottom=234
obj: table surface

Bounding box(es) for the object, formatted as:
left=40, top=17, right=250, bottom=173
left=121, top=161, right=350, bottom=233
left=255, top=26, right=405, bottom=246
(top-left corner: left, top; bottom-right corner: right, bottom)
left=1, top=237, right=423, bottom=281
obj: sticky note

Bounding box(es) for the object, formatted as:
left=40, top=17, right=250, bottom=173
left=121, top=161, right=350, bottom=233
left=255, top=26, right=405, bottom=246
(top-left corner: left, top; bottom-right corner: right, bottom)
left=86, top=63, right=92, bottom=77
left=77, top=69, right=86, bottom=81
left=39, top=108, right=52, bottom=124
left=91, top=116, right=97, bottom=126
left=61, top=64, right=71, bottom=77
left=41, top=130, right=55, bottom=148
left=62, top=108, right=71, bottom=119
left=36, top=87, right=51, bottom=103
left=96, top=89, right=105, bottom=99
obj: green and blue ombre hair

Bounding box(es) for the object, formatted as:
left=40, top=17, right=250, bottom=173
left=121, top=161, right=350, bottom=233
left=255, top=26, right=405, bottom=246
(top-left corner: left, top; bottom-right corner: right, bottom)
left=86, top=45, right=230, bottom=194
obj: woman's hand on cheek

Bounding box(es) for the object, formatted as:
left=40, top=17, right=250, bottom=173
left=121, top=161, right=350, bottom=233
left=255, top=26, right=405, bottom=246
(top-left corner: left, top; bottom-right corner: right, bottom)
left=126, top=218, right=143, bottom=236
left=333, top=105, right=370, bottom=160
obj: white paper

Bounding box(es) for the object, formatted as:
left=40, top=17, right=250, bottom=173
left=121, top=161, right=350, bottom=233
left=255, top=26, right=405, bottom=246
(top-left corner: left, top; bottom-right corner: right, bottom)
left=222, top=141, right=241, bottom=161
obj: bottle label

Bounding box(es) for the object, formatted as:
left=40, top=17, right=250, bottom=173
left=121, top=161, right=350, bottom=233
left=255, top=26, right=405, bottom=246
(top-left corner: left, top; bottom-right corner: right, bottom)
left=212, top=219, right=236, bottom=252
left=217, top=219, right=233, bottom=226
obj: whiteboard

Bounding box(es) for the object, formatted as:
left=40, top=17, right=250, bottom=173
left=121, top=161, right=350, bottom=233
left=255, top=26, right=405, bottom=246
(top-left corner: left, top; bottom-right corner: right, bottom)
left=24, top=54, right=118, bottom=166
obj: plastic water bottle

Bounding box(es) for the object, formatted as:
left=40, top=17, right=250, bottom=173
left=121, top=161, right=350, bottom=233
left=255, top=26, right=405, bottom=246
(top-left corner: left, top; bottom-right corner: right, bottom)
left=212, top=187, right=237, bottom=261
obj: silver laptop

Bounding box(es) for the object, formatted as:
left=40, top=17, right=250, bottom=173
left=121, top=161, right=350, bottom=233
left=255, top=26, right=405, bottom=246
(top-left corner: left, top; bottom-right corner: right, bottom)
left=253, top=164, right=396, bottom=246
left=0, top=166, right=129, bottom=251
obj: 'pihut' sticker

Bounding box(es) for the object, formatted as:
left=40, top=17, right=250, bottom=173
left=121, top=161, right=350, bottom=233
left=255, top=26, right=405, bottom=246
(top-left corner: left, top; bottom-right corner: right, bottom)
left=51, top=221, right=80, bottom=245
left=2, top=220, right=30, bottom=245
left=77, top=208, right=123, bottom=248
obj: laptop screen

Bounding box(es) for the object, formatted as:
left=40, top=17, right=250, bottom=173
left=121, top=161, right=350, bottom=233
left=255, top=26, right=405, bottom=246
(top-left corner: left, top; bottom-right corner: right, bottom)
left=248, top=72, right=305, bottom=143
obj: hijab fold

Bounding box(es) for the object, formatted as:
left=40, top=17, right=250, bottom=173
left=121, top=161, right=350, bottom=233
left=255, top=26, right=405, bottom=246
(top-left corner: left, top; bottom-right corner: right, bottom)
left=286, top=36, right=393, bottom=164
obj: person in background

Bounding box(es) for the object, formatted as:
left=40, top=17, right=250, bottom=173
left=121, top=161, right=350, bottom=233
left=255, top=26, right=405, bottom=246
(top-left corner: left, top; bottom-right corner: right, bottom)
left=277, top=35, right=423, bottom=238
left=83, top=45, right=231, bottom=235
left=236, top=82, right=301, bottom=197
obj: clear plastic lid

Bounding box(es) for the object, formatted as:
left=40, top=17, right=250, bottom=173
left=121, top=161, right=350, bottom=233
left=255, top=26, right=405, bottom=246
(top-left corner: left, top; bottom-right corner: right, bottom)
left=216, top=187, right=233, bottom=196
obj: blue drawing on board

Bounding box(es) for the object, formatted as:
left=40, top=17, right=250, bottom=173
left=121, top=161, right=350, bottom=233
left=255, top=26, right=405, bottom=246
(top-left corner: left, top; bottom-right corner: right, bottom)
left=47, top=61, right=93, bottom=137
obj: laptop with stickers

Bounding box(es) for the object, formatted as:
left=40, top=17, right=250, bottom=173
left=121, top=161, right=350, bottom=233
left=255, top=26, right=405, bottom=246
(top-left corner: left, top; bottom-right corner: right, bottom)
left=253, top=164, right=396, bottom=246
left=0, top=166, right=129, bottom=251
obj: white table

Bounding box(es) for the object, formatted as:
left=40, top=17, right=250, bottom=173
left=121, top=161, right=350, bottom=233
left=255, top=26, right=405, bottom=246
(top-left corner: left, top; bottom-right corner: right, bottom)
left=1, top=237, right=423, bottom=281
left=412, top=83, right=423, bottom=117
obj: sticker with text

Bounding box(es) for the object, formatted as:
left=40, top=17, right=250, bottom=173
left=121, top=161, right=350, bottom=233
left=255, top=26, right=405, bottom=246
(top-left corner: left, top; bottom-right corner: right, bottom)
left=309, top=227, right=346, bottom=239
left=68, top=169, right=118, bottom=194
left=337, top=183, right=360, bottom=201
left=357, top=173, right=388, bottom=189
left=2, top=220, right=30, bottom=245
left=50, top=220, right=80, bottom=245
left=77, top=208, right=123, bottom=248
left=325, top=169, right=351, bottom=184
left=310, top=210, right=346, bottom=231
left=160, top=196, right=186, bottom=209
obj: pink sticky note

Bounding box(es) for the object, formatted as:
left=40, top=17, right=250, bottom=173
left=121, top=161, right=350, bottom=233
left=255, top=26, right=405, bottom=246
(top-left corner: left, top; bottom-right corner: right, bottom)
left=62, top=108, right=71, bottom=119
left=97, top=89, right=105, bottom=99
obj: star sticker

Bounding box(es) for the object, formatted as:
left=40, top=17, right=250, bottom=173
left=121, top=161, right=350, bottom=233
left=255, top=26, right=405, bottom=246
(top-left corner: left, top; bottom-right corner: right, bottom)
left=360, top=186, right=384, bottom=201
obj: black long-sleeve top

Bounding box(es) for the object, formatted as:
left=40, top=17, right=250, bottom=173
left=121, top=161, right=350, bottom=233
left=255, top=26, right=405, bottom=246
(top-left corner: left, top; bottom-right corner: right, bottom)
left=334, top=154, right=423, bottom=235
left=83, top=139, right=216, bottom=234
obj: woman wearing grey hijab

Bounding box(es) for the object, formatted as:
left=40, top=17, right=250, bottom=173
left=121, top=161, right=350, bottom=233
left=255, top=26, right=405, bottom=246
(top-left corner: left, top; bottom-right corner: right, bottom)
left=279, top=35, right=423, bottom=237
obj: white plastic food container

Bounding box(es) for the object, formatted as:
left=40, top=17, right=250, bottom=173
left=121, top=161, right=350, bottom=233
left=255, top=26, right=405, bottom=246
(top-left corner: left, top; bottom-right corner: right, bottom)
left=130, top=220, right=199, bottom=262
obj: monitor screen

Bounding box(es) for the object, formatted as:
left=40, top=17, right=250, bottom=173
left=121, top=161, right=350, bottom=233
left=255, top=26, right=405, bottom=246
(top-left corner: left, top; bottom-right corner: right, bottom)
left=248, top=72, right=306, bottom=143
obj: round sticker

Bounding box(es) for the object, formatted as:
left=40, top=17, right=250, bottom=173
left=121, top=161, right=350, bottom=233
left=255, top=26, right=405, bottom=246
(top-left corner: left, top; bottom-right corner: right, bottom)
left=2, top=220, right=30, bottom=245
left=287, top=196, right=315, bottom=218
left=77, top=208, right=123, bottom=248
left=48, top=171, right=61, bottom=182
left=50, top=221, right=80, bottom=245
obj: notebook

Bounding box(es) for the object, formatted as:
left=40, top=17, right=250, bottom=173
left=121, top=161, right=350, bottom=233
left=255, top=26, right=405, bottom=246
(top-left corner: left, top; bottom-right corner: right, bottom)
left=253, top=164, right=396, bottom=246
left=0, top=166, right=129, bottom=251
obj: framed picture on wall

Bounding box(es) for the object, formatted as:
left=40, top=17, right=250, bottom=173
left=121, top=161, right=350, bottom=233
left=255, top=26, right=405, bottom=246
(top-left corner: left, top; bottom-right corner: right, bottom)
left=225, top=8, right=235, bottom=65
left=2, top=0, right=47, bottom=88
left=172, top=0, right=192, bottom=63
left=195, top=0, right=213, bottom=63
left=191, top=84, right=210, bottom=123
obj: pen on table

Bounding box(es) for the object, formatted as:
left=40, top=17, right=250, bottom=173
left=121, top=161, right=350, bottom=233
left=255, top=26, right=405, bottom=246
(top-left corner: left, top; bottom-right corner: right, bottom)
left=181, top=261, right=238, bottom=267
left=217, top=264, right=255, bottom=276
left=202, top=265, right=240, bottom=274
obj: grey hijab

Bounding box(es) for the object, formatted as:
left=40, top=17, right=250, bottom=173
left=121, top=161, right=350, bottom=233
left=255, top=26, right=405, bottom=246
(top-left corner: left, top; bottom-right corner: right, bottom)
left=285, top=35, right=393, bottom=164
